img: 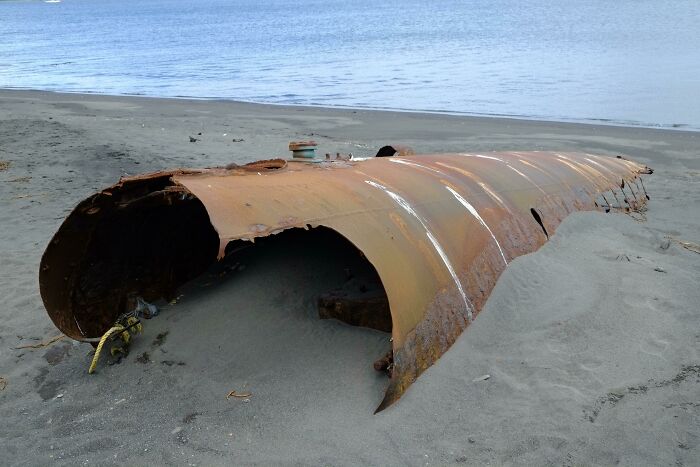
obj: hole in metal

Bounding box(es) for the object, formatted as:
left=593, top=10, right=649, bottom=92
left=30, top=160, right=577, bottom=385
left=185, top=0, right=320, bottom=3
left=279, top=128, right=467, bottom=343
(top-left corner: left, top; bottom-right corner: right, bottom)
left=375, top=145, right=398, bottom=158
left=530, top=208, right=548, bottom=238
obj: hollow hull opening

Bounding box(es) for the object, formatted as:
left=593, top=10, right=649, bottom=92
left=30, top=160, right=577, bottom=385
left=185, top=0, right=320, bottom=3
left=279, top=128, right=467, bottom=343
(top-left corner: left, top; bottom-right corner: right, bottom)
left=165, top=226, right=393, bottom=411
left=40, top=177, right=221, bottom=339
left=223, top=227, right=391, bottom=334
left=78, top=193, right=219, bottom=324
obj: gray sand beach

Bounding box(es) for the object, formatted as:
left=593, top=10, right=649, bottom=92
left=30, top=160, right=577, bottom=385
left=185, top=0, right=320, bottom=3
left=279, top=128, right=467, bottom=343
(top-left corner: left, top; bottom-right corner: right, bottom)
left=0, top=90, right=698, bottom=466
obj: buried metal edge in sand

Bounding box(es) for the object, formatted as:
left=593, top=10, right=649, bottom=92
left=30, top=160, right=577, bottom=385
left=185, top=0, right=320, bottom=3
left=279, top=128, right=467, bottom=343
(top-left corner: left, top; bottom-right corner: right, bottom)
left=38, top=151, right=652, bottom=412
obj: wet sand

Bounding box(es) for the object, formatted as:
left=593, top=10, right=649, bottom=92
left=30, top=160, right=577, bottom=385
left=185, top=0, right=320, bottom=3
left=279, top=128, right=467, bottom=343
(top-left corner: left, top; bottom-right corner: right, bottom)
left=0, top=89, right=698, bottom=466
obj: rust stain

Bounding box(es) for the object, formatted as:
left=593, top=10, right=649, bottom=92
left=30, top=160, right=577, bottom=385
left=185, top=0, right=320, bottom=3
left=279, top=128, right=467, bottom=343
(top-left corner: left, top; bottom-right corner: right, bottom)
left=39, top=151, right=651, bottom=411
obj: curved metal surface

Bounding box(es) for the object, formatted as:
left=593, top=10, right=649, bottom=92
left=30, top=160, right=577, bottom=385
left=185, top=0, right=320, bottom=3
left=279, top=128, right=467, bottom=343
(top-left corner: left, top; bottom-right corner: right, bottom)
left=39, top=151, right=651, bottom=411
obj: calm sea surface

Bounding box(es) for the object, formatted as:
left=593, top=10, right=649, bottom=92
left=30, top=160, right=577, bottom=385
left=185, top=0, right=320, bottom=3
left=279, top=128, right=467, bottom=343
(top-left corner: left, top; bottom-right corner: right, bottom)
left=2, top=0, right=700, bottom=129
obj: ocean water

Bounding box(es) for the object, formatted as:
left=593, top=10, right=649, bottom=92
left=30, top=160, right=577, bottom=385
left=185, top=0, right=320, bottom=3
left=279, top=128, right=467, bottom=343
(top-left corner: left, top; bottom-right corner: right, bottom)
left=1, top=0, right=699, bottom=129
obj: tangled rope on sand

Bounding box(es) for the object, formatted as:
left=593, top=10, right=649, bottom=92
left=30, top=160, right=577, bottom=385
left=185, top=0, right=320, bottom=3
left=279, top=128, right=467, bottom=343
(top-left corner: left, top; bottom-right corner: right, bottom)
left=88, top=315, right=142, bottom=374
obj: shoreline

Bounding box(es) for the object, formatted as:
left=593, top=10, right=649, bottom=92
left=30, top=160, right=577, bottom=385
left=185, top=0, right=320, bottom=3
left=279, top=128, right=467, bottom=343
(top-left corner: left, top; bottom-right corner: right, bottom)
left=3, top=87, right=698, bottom=134
left=1, top=88, right=698, bottom=465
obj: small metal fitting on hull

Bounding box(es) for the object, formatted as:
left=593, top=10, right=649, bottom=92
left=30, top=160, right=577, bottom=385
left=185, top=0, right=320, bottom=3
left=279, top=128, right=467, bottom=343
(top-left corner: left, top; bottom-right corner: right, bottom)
left=288, top=140, right=318, bottom=159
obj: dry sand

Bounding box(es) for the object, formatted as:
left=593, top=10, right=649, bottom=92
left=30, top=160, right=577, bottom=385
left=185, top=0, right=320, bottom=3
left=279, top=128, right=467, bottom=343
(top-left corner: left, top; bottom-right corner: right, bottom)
left=0, top=89, right=698, bottom=466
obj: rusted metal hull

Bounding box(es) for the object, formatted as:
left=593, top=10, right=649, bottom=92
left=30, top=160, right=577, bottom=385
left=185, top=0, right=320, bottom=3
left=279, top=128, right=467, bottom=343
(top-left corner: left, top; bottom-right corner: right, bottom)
left=39, top=151, right=651, bottom=411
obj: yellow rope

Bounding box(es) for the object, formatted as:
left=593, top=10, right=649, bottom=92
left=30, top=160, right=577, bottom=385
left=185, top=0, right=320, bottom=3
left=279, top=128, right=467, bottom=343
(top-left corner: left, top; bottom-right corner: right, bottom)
left=88, top=316, right=143, bottom=374
left=88, top=325, right=125, bottom=374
